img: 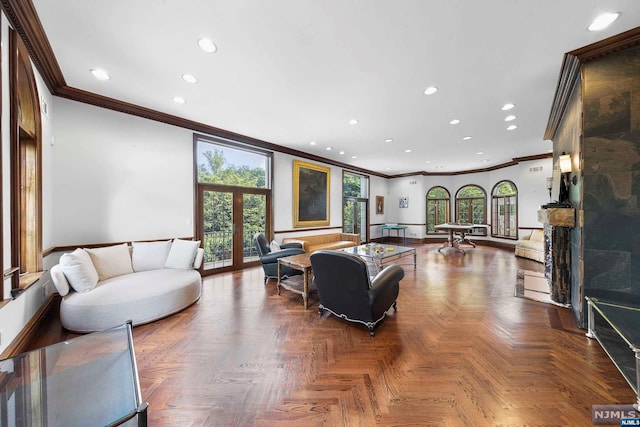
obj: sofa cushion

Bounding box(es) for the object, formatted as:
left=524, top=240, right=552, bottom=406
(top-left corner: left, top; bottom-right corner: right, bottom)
left=270, top=240, right=281, bottom=252
left=165, top=239, right=201, bottom=269
left=132, top=240, right=172, bottom=272
left=59, top=269, right=202, bottom=333
left=86, top=243, right=134, bottom=281
left=310, top=241, right=359, bottom=252
left=59, top=248, right=99, bottom=293
left=529, top=229, right=544, bottom=242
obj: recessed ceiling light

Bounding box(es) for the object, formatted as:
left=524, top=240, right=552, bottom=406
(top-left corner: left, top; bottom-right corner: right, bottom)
left=462, top=136, right=472, bottom=141
left=424, top=86, right=438, bottom=95
left=385, top=138, right=393, bottom=143
left=182, top=74, right=198, bottom=84
left=90, top=68, right=110, bottom=80
left=588, top=12, right=620, bottom=31
left=326, top=147, right=332, bottom=151
left=450, top=119, right=460, bottom=125
left=349, top=118, right=359, bottom=125
left=351, top=156, right=357, bottom=159
left=480, top=159, right=490, bottom=163
left=507, top=125, right=518, bottom=130
left=501, top=103, right=515, bottom=111
left=435, top=165, right=443, bottom=169
left=339, top=151, right=345, bottom=155
left=504, top=115, right=517, bottom=121
left=198, top=38, right=217, bottom=53
left=476, top=151, right=484, bottom=155
left=173, top=96, right=186, bottom=104
left=405, top=149, right=412, bottom=153
left=310, top=141, right=316, bottom=145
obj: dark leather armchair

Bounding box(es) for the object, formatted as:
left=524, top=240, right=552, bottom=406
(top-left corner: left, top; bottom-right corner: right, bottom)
left=254, top=232, right=305, bottom=283
left=310, top=250, right=404, bottom=337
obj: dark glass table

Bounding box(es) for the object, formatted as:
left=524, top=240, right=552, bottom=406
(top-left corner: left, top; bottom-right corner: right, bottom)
left=586, top=296, right=640, bottom=410
left=0, top=322, right=147, bottom=426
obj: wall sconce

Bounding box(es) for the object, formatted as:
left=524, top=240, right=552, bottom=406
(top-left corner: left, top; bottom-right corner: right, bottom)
left=559, top=152, right=578, bottom=185
left=546, top=177, right=553, bottom=202
left=559, top=153, right=572, bottom=173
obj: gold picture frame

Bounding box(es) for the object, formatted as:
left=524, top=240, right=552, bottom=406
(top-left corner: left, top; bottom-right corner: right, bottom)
left=293, top=160, right=330, bottom=227
left=375, top=196, right=384, bottom=214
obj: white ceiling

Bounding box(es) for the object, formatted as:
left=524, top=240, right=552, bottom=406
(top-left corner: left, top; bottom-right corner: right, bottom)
left=32, top=0, right=640, bottom=175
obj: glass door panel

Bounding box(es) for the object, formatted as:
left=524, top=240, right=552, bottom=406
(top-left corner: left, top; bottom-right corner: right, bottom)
left=242, top=193, right=266, bottom=264
left=343, top=198, right=368, bottom=243
left=201, top=190, right=234, bottom=272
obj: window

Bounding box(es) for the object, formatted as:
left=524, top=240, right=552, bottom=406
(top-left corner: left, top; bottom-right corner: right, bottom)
left=455, top=184, right=487, bottom=235
left=194, top=135, right=272, bottom=275
left=426, top=186, right=450, bottom=233
left=492, top=180, right=518, bottom=239
left=5, top=29, right=43, bottom=300
left=342, top=172, right=369, bottom=243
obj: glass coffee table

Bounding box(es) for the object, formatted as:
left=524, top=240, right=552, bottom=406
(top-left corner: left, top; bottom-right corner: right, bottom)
left=0, top=322, right=147, bottom=426
left=338, top=243, right=416, bottom=273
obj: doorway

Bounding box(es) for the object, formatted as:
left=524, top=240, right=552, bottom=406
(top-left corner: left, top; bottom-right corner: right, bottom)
left=197, top=185, right=269, bottom=275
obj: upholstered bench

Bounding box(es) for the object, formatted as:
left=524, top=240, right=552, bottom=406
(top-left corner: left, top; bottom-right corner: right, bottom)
left=282, top=232, right=360, bottom=252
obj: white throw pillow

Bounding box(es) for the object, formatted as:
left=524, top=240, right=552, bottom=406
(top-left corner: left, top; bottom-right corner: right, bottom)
left=85, top=243, right=134, bottom=281
left=164, top=239, right=201, bottom=269
left=270, top=240, right=281, bottom=252
left=131, top=240, right=172, bottom=272
left=59, top=248, right=99, bottom=293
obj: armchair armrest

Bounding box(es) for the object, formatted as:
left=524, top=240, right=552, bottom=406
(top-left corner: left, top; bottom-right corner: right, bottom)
left=281, top=242, right=303, bottom=250
left=260, top=247, right=305, bottom=264
left=368, top=265, right=403, bottom=316
left=370, top=265, right=405, bottom=293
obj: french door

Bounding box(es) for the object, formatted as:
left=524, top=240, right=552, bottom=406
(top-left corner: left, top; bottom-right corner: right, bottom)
left=196, top=184, right=270, bottom=275
left=343, top=197, right=368, bottom=243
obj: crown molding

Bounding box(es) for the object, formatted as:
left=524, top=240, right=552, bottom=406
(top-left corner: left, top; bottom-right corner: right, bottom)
left=544, top=26, right=640, bottom=141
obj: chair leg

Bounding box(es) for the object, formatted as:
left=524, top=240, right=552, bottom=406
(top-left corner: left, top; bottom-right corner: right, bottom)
left=369, top=326, right=375, bottom=337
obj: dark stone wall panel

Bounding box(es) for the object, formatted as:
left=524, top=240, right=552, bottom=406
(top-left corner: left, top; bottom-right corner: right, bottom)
left=583, top=211, right=640, bottom=252
left=583, top=249, right=632, bottom=292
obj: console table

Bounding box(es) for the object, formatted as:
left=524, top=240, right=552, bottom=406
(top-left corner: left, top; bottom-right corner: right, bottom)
left=380, top=224, right=408, bottom=244
left=0, top=322, right=147, bottom=426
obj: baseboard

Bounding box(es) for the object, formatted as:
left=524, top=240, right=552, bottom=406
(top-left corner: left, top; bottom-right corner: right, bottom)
left=0, top=294, right=59, bottom=359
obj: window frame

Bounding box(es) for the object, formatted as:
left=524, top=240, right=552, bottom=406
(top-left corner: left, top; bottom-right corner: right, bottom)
left=491, top=180, right=518, bottom=239
left=426, top=186, right=450, bottom=234
left=454, top=184, right=487, bottom=236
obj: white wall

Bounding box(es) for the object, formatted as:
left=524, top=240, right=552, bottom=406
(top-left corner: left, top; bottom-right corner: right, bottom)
left=384, top=157, right=552, bottom=240
left=51, top=98, right=195, bottom=245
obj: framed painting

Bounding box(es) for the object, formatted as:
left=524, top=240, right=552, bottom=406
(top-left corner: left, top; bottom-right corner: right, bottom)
left=399, top=196, right=409, bottom=208
left=293, top=160, right=330, bottom=227
left=375, top=196, right=384, bottom=214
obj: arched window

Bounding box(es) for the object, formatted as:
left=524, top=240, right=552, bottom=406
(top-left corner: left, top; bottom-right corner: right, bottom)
left=426, top=186, right=450, bottom=233
left=455, top=185, right=487, bottom=235
left=491, top=180, right=518, bottom=239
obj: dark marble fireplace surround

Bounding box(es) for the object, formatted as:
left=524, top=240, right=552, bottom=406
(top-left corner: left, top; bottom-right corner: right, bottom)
left=581, top=45, right=640, bottom=321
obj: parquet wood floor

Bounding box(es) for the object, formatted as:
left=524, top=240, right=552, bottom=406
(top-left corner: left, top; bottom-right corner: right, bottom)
left=30, top=244, right=635, bottom=426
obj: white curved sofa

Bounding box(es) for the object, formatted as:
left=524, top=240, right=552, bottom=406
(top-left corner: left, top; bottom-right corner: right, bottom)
left=50, top=239, right=204, bottom=333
